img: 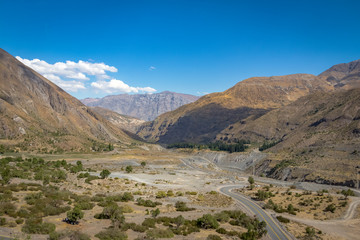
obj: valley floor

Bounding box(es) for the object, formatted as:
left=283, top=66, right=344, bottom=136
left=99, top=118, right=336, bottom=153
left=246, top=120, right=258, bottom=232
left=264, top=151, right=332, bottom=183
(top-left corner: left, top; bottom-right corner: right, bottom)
left=0, top=148, right=359, bottom=239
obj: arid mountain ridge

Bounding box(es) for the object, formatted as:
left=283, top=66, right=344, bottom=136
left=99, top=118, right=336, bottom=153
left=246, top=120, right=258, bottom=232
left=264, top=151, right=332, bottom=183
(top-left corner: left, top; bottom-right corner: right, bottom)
left=82, top=91, right=199, bottom=121
left=136, top=58, right=360, bottom=186
left=137, top=60, right=360, bottom=144
left=0, top=49, right=136, bottom=152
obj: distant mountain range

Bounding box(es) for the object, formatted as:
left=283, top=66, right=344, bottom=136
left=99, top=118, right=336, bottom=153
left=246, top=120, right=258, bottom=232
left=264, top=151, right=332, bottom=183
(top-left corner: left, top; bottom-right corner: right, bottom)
left=0, top=49, right=135, bottom=152
left=81, top=91, right=199, bottom=121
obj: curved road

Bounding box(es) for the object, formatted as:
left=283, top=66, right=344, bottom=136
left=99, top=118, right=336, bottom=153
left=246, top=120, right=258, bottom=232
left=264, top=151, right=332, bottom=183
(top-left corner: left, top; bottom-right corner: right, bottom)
left=220, top=185, right=292, bottom=240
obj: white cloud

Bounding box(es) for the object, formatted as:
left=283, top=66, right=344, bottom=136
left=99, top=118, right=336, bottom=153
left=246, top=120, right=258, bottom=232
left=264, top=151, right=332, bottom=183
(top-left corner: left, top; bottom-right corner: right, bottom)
left=149, top=66, right=156, bottom=71
left=16, top=56, right=119, bottom=92
left=16, top=56, right=117, bottom=80
left=91, top=79, right=156, bottom=94
left=16, top=56, right=156, bottom=94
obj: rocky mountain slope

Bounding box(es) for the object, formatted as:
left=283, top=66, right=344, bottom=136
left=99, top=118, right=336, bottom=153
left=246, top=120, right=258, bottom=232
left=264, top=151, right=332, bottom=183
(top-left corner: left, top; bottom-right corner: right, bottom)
left=319, top=59, right=360, bottom=89
left=82, top=91, right=199, bottom=121
left=137, top=74, right=333, bottom=144
left=89, top=107, right=145, bottom=133
left=217, top=88, right=360, bottom=186
left=0, top=49, right=134, bottom=152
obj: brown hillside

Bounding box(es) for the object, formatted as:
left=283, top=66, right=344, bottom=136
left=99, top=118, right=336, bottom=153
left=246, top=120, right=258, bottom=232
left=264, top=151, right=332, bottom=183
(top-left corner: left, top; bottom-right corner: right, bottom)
left=0, top=49, right=133, bottom=152
left=217, top=88, right=360, bottom=186
left=137, top=74, right=333, bottom=143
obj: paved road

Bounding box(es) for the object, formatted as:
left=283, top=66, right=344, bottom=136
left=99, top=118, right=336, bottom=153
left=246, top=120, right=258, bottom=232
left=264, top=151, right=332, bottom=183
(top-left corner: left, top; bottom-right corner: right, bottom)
left=220, top=185, right=292, bottom=240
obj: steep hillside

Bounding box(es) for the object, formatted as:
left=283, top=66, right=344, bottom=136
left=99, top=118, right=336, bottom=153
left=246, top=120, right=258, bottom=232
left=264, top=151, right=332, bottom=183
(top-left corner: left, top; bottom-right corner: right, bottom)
left=137, top=74, right=333, bottom=144
left=82, top=91, right=199, bottom=121
left=217, top=88, right=360, bottom=186
left=0, top=49, right=133, bottom=152
left=89, top=107, right=145, bottom=133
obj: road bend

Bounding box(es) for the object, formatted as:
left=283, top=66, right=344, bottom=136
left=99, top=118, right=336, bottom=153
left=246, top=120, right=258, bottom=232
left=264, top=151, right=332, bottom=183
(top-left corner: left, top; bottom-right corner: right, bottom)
left=220, top=185, right=292, bottom=240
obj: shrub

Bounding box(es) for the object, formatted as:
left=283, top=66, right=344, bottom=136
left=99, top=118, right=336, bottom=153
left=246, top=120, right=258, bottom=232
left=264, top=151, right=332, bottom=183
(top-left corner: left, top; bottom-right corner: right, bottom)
left=136, top=198, right=162, bottom=207
left=146, top=228, right=174, bottom=238
left=67, top=207, right=84, bottom=222
left=214, top=211, right=230, bottom=223
left=22, top=218, right=56, bottom=234
left=142, top=218, right=157, bottom=228
left=276, top=216, right=290, bottom=223
left=175, top=201, right=195, bottom=212
left=16, top=218, right=24, bottom=224
left=0, top=218, right=6, bottom=226
left=207, top=234, right=222, bottom=240
left=125, top=166, right=133, bottom=173
left=197, top=214, right=219, bottom=229
left=95, top=229, right=128, bottom=240
left=324, top=204, right=336, bottom=213
left=156, top=191, right=167, bottom=198
left=100, top=169, right=111, bottom=179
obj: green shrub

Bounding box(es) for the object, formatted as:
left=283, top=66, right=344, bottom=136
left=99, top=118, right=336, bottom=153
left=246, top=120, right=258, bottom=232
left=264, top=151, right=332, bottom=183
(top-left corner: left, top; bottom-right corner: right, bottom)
left=0, top=218, right=6, bottom=226
left=142, top=218, right=157, bottom=228
left=100, top=169, right=111, bottom=179
left=276, top=216, right=290, bottom=223
left=214, top=211, right=230, bottom=223
left=16, top=218, right=24, bottom=224
left=95, top=229, right=128, bottom=240
left=137, top=198, right=162, bottom=207
left=325, top=204, right=336, bottom=213
left=67, top=207, right=84, bottom=222
left=22, top=217, right=56, bottom=234
left=156, top=191, right=167, bottom=198
left=197, top=214, right=219, bottom=229
left=125, top=166, right=133, bottom=173
left=146, top=228, right=174, bottom=239
left=207, top=234, right=222, bottom=240
left=175, top=201, right=195, bottom=212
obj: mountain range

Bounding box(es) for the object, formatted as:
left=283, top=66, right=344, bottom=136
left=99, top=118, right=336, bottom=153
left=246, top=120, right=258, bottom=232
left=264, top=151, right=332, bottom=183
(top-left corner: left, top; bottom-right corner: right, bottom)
left=136, top=59, right=360, bottom=186
left=82, top=91, right=199, bottom=121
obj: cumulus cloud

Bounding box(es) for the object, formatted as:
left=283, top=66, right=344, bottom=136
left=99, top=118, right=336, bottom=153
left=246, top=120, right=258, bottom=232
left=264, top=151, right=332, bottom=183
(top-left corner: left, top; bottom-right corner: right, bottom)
left=91, top=79, right=156, bottom=94
left=149, top=66, right=156, bottom=71
left=16, top=56, right=117, bottom=80
left=16, top=56, right=119, bottom=92
left=16, top=56, right=156, bottom=94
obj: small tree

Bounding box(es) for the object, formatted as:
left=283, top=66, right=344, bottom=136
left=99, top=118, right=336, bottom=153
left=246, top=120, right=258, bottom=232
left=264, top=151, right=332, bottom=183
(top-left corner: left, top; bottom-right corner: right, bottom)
left=248, top=176, right=255, bottom=185
left=100, top=169, right=111, bottom=179
left=341, top=189, right=355, bottom=200
left=125, top=166, right=133, bottom=173
left=151, top=208, right=160, bottom=218
left=66, top=207, right=84, bottom=223
left=141, top=161, right=146, bottom=167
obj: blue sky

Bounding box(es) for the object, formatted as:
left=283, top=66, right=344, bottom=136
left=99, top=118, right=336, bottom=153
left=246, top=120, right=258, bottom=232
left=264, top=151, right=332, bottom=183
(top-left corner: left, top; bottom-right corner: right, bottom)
left=1, top=0, right=360, bottom=99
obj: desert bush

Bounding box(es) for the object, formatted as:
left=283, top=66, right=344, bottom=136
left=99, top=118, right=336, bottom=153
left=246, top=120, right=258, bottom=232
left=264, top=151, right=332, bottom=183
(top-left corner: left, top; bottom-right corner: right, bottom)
left=214, top=211, right=230, bottom=223
left=95, top=229, right=128, bottom=240
left=136, top=198, right=162, bottom=207
left=67, top=207, right=84, bottom=222
left=22, top=217, right=56, bottom=234
left=100, top=169, right=111, bottom=179
left=325, top=204, right=336, bottom=213
left=119, top=204, right=133, bottom=213
left=207, top=235, right=222, bottom=240
left=146, top=228, right=174, bottom=238
left=276, top=216, right=290, bottom=223
left=16, top=218, right=24, bottom=224
left=197, top=214, right=219, bottom=229
left=175, top=201, right=195, bottom=212
left=142, top=218, right=157, bottom=228
left=156, top=191, right=167, bottom=198
left=0, top=218, right=6, bottom=226
left=0, top=202, right=16, bottom=216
